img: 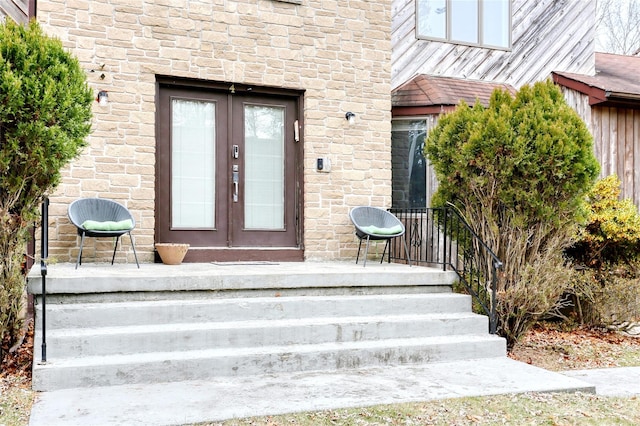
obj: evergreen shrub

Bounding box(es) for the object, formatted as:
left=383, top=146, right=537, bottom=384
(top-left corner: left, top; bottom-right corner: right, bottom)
left=0, top=20, right=92, bottom=362
left=425, top=80, right=600, bottom=349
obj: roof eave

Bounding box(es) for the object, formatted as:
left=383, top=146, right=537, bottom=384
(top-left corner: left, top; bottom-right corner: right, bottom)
left=552, top=72, right=608, bottom=105
left=392, top=105, right=457, bottom=117
left=605, top=91, right=640, bottom=101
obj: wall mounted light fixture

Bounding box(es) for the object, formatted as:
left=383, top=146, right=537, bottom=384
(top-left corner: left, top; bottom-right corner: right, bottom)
left=96, top=90, right=109, bottom=106
left=345, top=112, right=356, bottom=125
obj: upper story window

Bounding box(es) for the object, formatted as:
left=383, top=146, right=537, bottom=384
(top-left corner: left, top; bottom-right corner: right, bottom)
left=416, top=0, right=511, bottom=49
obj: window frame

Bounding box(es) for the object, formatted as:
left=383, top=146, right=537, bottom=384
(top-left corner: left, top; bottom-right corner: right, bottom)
left=391, top=118, right=430, bottom=209
left=415, top=0, right=512, bottom=50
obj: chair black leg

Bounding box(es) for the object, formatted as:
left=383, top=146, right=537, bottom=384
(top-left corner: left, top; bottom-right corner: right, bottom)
left=379, top=237, right=410, bottom=266
left=129, top=231, right=140, bottom=268
left=381, top=239, right=391, bottom=264
left=403, top=234, right=412, bottom=267
left=363, top=235, right=371, bottom=267
left=111, top=237, right=120, bottom=265
left=75, top=232, right=85, bottom=269
left=355, top=238, right=363, bottom=264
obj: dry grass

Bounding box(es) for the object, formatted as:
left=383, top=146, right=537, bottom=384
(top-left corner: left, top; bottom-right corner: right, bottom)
left=0, top=373, right=33, bottom=426
left=204, top=393, right=640, bottom=426
left=0, top=320, right=34, bottom=426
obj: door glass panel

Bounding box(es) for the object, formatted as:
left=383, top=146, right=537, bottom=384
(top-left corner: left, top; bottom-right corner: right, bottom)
left=171, top=99, right=216, bottom=228
left=244, top=104, right=285, bottom=230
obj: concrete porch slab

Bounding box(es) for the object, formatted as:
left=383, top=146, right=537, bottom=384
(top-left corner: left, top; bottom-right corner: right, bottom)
left=27, top=261, right=457, bottom=296
left=28, top=357, right=594, bottom=426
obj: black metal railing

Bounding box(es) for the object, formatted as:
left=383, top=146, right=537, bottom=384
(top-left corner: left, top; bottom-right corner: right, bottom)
left=40, top=197, right=49, bottom=362
left=389, top=206, right=503, bottom=334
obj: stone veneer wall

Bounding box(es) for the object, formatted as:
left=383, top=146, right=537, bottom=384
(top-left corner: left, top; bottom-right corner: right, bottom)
left=36, top=0, right=392, bottom=263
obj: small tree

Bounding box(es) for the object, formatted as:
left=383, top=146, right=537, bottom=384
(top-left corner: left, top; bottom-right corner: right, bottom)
left=565, top=175, right=640, bottom=327
left=0, top=20, right=93, bottom=360
left=426, top=80, right=600, bottom=349
left=569, top=174, right=640, bottom=266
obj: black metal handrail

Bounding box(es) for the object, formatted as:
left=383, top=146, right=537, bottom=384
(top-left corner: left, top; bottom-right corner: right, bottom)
left=389, top=206, right=503, bottom=334
left=40, top=197, right=48, bottom=362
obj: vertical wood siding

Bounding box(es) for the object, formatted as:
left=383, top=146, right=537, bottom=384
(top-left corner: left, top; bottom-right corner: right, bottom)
left=562, top=87, right=640, bottom=208
left=595, top=107, right=640, bottom=206
left=391, top=0, right=596, bottom=89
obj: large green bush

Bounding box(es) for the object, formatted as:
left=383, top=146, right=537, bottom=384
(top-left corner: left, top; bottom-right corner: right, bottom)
left=0, top=20, right=92, bottom=360
left=425, top=80, right=599, bottom=348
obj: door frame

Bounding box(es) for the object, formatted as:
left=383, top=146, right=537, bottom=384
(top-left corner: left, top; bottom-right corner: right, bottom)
left=155, top=75, right=305, bottom=262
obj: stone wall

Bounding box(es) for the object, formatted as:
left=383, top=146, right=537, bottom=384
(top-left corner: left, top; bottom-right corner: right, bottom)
left=37, top=0, right=392, bottom=263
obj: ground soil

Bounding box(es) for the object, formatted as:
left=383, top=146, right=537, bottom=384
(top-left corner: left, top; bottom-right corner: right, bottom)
left=0, top=319, right=33, bottom=388
left=509, top=321, right=640, bottom=371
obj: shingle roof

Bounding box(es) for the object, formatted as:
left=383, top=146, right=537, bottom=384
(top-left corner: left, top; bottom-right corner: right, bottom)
left=392, top=74, right=516, bottom=108
left=552, top=52, right=640, bottom=106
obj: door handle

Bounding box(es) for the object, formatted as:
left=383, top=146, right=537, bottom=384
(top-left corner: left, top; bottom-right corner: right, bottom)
left=232, top=171, right=239, bottom=202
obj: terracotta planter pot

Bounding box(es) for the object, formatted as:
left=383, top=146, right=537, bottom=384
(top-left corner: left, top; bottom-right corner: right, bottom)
left=155, top=243, right=190, bottom=265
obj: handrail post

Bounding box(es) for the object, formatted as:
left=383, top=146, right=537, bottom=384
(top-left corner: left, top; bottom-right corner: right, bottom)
left=442, top=206, right=448, bottom=271
left=40, top=197, right=48, bottom=363
left=490, top=263, right=497, bottom=334
left=490, top=260, right=502, bottom=335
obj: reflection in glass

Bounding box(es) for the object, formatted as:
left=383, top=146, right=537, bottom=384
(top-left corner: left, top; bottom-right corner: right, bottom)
left=391, top=120, right=427, bottom=209
left=244, top=104, right=285, bottom=230
left=171, top=99, right=215, bottom=228
left=417, top=0, right=510, bottom=49
left=417, top=0, right=446, bottom=39
left=451, top=0, right=478, bottom=44
left=483, top=0, right=510, bottom=47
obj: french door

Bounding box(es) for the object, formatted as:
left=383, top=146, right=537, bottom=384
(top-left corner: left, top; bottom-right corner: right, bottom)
left=156, top=82, right=302, bottom=261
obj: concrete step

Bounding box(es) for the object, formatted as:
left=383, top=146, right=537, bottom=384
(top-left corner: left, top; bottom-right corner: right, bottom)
left=35, top=312, right=489, bottom=358
left=35, top=293, right=473, bottom=330
left=30, top=263, right=504, bottom=393
left=32, top=334, right=507, bottom=391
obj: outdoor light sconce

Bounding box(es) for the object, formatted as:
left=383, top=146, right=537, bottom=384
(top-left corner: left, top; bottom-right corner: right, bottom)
left=96, top=90, right=109, bottom=106
left=345, top=112, right=356, bottom=125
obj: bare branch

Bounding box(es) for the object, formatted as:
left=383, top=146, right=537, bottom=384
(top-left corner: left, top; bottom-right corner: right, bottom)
left=597, top=0, right=640, bottom=54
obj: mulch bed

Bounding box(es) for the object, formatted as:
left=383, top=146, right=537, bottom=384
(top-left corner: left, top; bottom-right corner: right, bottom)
left=509, top=322, right=640, bottom=371
left=0, top=320, right=33, bottom=386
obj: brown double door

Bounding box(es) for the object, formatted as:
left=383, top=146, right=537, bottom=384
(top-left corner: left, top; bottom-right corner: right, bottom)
left=156, top=83, right=302, bottom=262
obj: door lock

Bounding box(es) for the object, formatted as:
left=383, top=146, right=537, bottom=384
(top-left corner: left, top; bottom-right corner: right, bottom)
left=232, top=145, right=239, bottom=159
